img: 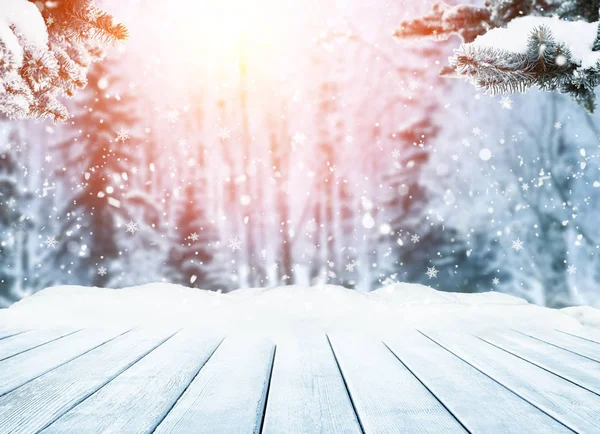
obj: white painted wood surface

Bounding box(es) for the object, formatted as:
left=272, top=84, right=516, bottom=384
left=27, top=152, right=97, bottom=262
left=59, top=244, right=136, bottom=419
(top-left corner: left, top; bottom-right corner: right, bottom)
left=0, top=327, right=78, bottom=362
left=262, top=334, right=362, bottom=434
left=0, top=328, right=27, bottom=340
left=42, top=330, right=222, bottom=434
left=0, top=327, right=128, bottom=396
left=328, top=333, right=466, bottom=434
left=424, top=329, right=600, bottom=433
left=0, top=327, right=176, bottom=434
left=477, top=328, right=600, bottom=395
left=518, top=328, right=600, bottom=362
left=558, top=328, right=600, bottom=345
left=153, top=334, right=275, bottom=434
left=384, top=330, right=571, bottom=434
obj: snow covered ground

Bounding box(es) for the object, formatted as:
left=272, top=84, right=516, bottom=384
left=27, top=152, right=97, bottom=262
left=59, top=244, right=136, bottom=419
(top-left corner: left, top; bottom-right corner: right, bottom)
left=1, top=283, right=598, bottom=336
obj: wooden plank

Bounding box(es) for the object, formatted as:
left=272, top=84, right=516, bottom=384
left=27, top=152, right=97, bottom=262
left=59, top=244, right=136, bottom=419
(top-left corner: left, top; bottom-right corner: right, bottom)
left=262, top=334, right=362, bottom=434
left=423, top=329, right=600, bottom=433
left=154, top=334, right=275, bottom=434
left=0, top=327, right=128, bottom=396
left=0, top=327, right=176, bottom=434
left=559, top=328, right=600, bottom=345
left=328, top=333, right=466, bottom=433
left=42, top=330, right=222, bottom=434
left=0, top=328, right=27, bottom=340
left=0, top=327, right=79, bottom=361
left=477, top=329, right=600, bottom=395
left=518, top=328, right=600, bottom=362
left=384, top=330, right=571, bottom=434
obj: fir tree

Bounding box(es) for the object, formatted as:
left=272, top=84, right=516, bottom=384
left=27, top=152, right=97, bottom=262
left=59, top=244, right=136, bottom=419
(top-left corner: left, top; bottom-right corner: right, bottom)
left=0, top=0, right=127, bottom=122
left=394, top=1, right=600, bottom=111
left=54, top=58, right=137, bottom=286
left=167, top=182, right=230, bottom=291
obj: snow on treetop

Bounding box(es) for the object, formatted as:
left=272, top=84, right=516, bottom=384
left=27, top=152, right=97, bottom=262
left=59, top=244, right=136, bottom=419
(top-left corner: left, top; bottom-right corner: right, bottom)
left=471, top=16, right=600, bottom=69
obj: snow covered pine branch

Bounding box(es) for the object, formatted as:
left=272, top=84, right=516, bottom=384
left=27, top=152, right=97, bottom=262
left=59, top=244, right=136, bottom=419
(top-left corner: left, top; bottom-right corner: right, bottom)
left=0, top=0, right=127, bottom=122
left=394, top=1, right=600, bottom=112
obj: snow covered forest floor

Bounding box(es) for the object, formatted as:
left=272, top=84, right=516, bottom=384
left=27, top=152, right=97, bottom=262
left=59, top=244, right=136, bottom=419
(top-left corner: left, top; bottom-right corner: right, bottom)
left=1, top=283, right=599, bottom=334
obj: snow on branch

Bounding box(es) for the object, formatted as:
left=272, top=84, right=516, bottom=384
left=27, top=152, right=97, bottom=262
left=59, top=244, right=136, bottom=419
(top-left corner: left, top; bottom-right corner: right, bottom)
left=394, top=1, right=600, bottom=112
left=0, top=0, right=127, bottom=123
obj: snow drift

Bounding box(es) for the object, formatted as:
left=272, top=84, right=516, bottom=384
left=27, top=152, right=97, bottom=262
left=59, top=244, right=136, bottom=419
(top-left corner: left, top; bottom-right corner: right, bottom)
left=1, top=283, right=597, bottom=336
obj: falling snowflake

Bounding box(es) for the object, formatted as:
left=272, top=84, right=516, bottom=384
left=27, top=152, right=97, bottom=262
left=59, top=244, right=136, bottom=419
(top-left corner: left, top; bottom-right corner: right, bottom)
left=426, top=266, right=438, bottom=279
left=391, top=149, right=401, bottom=159
left=178, top=138, right=188, bottom=148
left=219, top=127, right=231, bottom=140
left=411, top=234, right=420, bottom=244
left=345, top=135, right=354, bottom=144
left=451, top=154, right=459, bottom=161
left=167, top=109, right=180, bottom=124
left=499, top=96, right=512, bottom=110
left=567, top=265, right=577, bottom=275
left=115, top=127, right=130, bottom=143
left=292, top=132, right=306, bottom=145
left=472, top=127, right=481, bottom=136
left=492, top=277, right=500, bottom=285
left=189, top=232, right=199, bottom=241
left=512, top=238, right=524, bottom=251
left=345, top=261, right=357, bottom=272
left=228, top=236, right=242, bottom=252
left=44, top=155, right=52, bottom=162
left=521, top=183, right=529, bottom=191
left=554, top=122, right=562, bottom=130
left=408, top=80, right=418, bottom=91
left=44, top=236, right=58, bottom=249
left=125, top=220, right=139, bottom=234
left=97, top=266, right=107, bottom=276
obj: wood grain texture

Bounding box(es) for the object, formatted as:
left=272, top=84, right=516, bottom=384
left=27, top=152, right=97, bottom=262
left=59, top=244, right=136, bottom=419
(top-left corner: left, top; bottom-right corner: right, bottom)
left=42, top=330, right=222, bottom=434
left=477, top=329, right=600, bottom=395
left=154, top=334, right=275, bottom=434
left=0, top=327, right=79, bottom=361
left=424, top=329, right=600, bottom=433
left=0, top=327, right=176, bottom=434
left=328, top=333, right=466, bottom=434
left=517, top=328, right=600, bottom=362
left=0, top=327, right=128, bottom=396
left=384, top=330, right=571, bottom=434
left=262, top=334, right=362, bottom=434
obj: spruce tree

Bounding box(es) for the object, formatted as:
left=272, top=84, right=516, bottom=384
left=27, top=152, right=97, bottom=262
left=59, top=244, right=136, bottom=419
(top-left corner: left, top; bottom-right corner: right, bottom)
left=54, top=58, right=137, bottom=286
left=168, top=182, right=230, bottom=291
left=0, top=0, right=127, bottom=122
left=394, top=1, right=600, bottom=111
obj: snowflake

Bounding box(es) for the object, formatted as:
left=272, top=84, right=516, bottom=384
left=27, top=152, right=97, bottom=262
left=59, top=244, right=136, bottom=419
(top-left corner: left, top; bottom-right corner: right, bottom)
left=426, top=266, right=438, bottom=279
left=345, top=135, right=354, bottom=144
left=521, top=183, right=529, bottom=191
left=45, top=155, right=52, bottom=162
left=178, top=139, right=188, bottom=148
left=554, top=122, right=562, bottom=130
left=345, top=261, right=357, bottom=272
left=451, top=154, right=459, bottom=161
left=492, top=277, right=500, bottom=285
left=44, top=236, right=58, bottom=249
left=567, top=265, right=577, bottom=275
left=167, top=109, right=180, bottom=124
left=228, top=236, right=242, bottom=252
left=411, top=234, right=420, bottom=244
left=472, top=127, right=481, bottom=136
left=408, top=80, right=418, bottom=91
left=391, top=149, right=401, bottom=159
left=46, top=16, right=55, bottom=26
left=292, top=132, right=306, bottom=145
left=125, top=220, right=139, bottom=234
left=115, top=127, right=130, bottom=143
left=97, top=266, right=107, bottom=276
left=189, top=232, right=199, bottom=241
left=512, top=238, right=524, bottom=251
left=499, top=96, right=513, bottom=110
left=219, top=127, right=231, bottom=140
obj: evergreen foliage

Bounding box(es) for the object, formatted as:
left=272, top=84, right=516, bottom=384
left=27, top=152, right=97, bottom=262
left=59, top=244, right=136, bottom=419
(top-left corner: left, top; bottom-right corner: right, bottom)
left=0, top=0, right=127, bottom=122
left=395, top=1, right=600, bottom=111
